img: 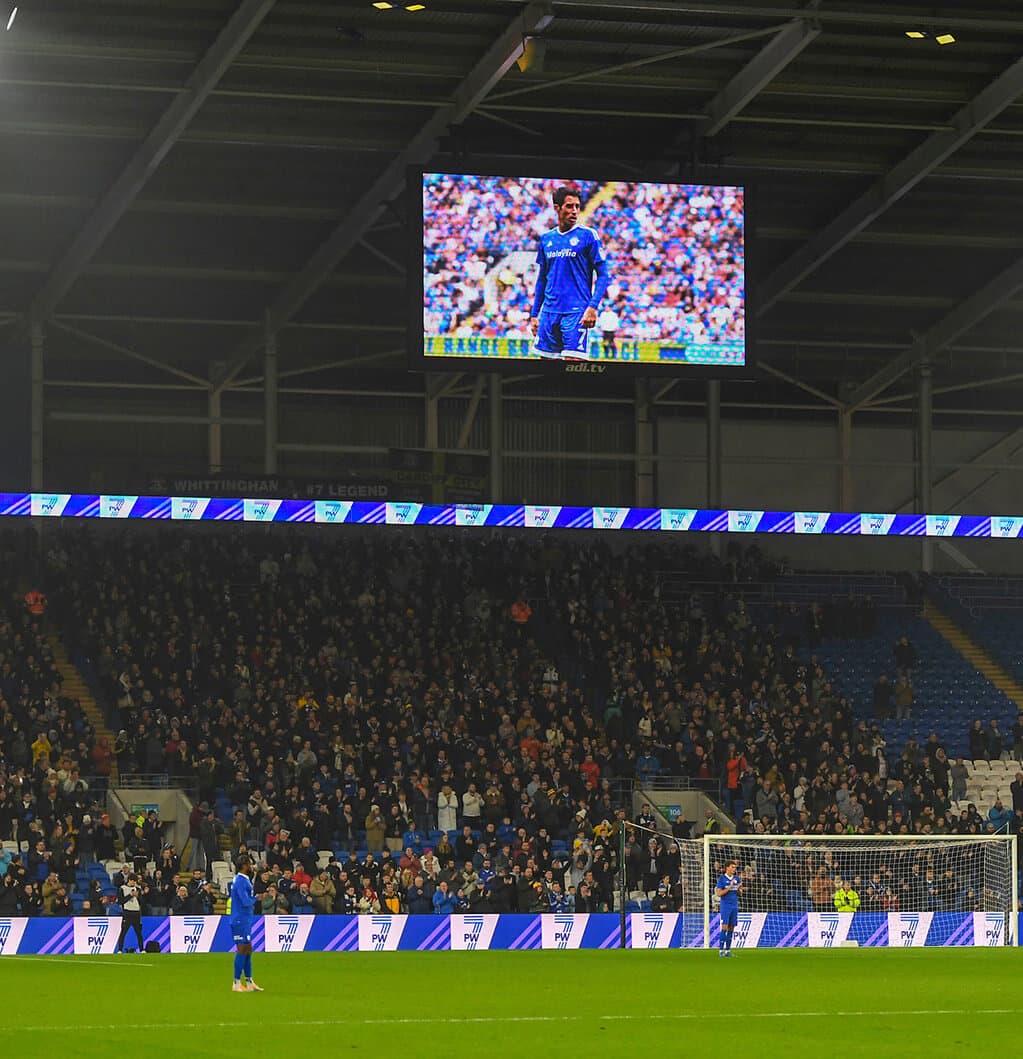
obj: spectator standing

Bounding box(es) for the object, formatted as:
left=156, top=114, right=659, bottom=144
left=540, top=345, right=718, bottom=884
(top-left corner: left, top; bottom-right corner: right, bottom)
left=432, top=879, right=458, bottom=915
left=894, top=678, right=913, bottom=721
left=987, top=720, right=1005, bottom=762
left=462, top=784, right=483, bottom=826
left=406, top=876, right=432, bottom=914
left=1010, top=772, right=1023, bottom=814
left=437, top=784, right=458, bottom=834
left=833, top=879, right=860, bottom=913
left=988, top=799, right=1013, bottom=832
left=365, top=805, right=386, bottom=853
left=893, top=637, right=917, bottom=678
left=187, top=801, right=205, bottom=873
left=950, top=759, right=970, bottom=804
left=872, top=675, right=892, bottom=720
left=20, top=882, right=43, bottom=916
left=724, top=745, right=747, bottom=816
left=200, top=810, right=220, bottom=881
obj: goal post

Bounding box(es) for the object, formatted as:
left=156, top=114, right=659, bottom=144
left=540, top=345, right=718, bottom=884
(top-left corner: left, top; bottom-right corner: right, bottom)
left=703, top=833, right=1018, bottom=949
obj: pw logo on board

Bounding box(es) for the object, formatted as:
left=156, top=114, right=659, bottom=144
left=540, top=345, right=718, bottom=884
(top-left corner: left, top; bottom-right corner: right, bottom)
left=461, top=916, right=486, bottom=950
left=86, top=918, right=109, bottom=955
left=817, top=913, right=841, bottom=947
left=732, top=913, right=754, bottom=947
left=369, top=916, right=392, bottom=951
left=182, top=917, right=207, bottom=954
left=642, top=915, right=663, bottom=946
left=277, top=917, right=301, bottom=952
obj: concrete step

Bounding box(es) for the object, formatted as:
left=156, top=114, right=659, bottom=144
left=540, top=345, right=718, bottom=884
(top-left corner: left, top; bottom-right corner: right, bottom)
left=45, top=628, right=119, bottom=784
left=923, top=602, right=1023, bottom=709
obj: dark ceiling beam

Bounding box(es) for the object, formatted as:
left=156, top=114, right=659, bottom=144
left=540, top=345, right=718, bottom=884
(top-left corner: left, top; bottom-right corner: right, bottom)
left=758, top=362, right=840, bottom=407
left=486, top=23, right=783, bottom=103
left=213, top=0, right=555, bottom=392
left=554, top=1, right=1023, bottom=34
left=892, top=423, right=1023, bottom=515
left=48, top=320, right=209, bottom=387
left=229, top=349, right=406, bottom=389
left=27, top=0, right=277, bottom=324
left=758, top=51, right=1023, bottom=317
left=0, top=67, right=994, bottom=111
left=52, top=312, right=405, bottom=333
left=701, top=18, right=820, bottom=137
left=843, top=254, right=1023, bottom=413
left=2, top=108, right=999, bottom=142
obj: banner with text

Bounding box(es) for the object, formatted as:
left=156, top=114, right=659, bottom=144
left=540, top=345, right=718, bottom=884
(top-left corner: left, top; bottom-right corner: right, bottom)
left=0, top=913, right=1013, bottom=954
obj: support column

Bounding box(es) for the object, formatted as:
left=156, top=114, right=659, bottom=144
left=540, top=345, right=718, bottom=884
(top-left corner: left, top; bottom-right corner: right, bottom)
left=208, top=387, right=222, bottom=475
left=489, top=373, right=503, bottom=503
left=425, top=375, right=440, bottom=451
left=706, top=380, right=722, bottom=557
left=263, top=316, right=278, bottom=475
left=30, top=319, right=44, bottom=491
left=425, top=375, right=443, bottom=503
left=635, top=379, right=655, bottom=506
left=918, top=360, right=934, bottom=572
left=837, top=409, right=852, bottom=510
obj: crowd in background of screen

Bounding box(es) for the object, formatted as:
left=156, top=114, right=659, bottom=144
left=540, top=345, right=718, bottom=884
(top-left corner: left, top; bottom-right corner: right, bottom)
left=421, top=172, right=745, bottom=364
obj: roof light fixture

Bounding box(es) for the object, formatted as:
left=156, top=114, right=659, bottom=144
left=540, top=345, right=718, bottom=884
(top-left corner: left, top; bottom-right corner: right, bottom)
left=372, top=2, right=393, bottom=9
left=935, top=33, right=956, bottom=45
left=6, top=5, right=17, bottom=30
left=904, top=30, right=926, bottom=39
left=406, top=3, right=426, bottom=10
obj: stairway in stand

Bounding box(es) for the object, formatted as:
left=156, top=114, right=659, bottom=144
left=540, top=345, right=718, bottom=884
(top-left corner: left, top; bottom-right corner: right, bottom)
left=922, top=602, right=1023, bottom=710
left=47, top=630, right=120, bottom=785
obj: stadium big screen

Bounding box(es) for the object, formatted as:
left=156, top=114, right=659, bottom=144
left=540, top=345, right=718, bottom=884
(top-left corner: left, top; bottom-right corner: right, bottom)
left=411, top=170, right=751, bottom=376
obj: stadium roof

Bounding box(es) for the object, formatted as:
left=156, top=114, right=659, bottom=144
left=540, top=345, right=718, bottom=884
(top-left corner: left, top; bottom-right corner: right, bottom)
left=6, top=0, right=1023, bottom=475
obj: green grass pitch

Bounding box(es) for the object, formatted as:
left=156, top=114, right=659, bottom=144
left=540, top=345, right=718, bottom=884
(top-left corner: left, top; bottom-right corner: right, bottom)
left=2, top=949, right=1019, bottom=1055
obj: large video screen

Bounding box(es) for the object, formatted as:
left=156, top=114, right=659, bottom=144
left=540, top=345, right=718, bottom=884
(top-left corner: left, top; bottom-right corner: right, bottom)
left=415, top=171, right=749, bottom=374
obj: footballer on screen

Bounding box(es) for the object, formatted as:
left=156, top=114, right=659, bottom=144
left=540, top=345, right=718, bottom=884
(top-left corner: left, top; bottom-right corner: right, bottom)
left=529, top=185, right=609, bottom=362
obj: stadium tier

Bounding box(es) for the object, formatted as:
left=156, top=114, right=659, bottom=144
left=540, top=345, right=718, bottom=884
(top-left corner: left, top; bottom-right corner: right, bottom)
left=1, top=528, right=1021, bottom=928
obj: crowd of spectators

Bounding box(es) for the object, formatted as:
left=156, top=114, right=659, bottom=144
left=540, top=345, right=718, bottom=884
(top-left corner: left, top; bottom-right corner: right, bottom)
left=1, top=523, right=1022, bottom=918
left=423, top=174, right=745, bottom=348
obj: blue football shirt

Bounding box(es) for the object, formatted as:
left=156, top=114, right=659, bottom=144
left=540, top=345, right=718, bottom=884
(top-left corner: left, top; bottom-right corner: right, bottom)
left=230, top=872, right=256, bottom=920
left=718, top=873, right=739, bottom=913
left=532, top=225, right=608, bottom=316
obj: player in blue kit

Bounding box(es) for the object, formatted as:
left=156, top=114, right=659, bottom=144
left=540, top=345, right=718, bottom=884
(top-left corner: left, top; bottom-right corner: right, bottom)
left=530, top=185, right=610, bottom=361
left=715, top=858, right=741, bottom=957
left=230, top=855, right=263, bottom=992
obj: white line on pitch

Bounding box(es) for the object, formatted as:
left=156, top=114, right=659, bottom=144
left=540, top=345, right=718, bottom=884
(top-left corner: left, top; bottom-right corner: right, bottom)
left=1, top=955, right=156, bottom=967
left=4, top=1009, right=1022, bottom=1032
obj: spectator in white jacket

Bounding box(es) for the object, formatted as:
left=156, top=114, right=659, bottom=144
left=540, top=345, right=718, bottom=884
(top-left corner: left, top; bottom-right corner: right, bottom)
left=462, top=784, right=483, bottom=825
left=437, top=784, right=459, bottom=833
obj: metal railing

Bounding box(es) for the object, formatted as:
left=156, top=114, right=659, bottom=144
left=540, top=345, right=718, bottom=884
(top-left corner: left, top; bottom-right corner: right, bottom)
left=611, top=774, right=723, bottom=801
left=940, top=575, right=1023, bottom=614
left=116, top=774, right=198, bottom=800
left=642, top=775, right=722, bottom=799
left=657, top=575, right=908, bottom=607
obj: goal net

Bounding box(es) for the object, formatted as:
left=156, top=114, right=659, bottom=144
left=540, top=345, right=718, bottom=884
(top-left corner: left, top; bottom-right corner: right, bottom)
left=705, top=834, right=1018, bottom=948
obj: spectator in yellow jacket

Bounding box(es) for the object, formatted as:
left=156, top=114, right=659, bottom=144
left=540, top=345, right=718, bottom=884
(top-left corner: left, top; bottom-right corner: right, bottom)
left=834, top=879, right=861, bottom=913
left=31, top=732, right=52, bottom=766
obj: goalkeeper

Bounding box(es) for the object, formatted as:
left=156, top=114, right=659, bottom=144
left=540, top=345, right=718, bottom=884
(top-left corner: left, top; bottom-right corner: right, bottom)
left=833, top=878, right=861, bottom=913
